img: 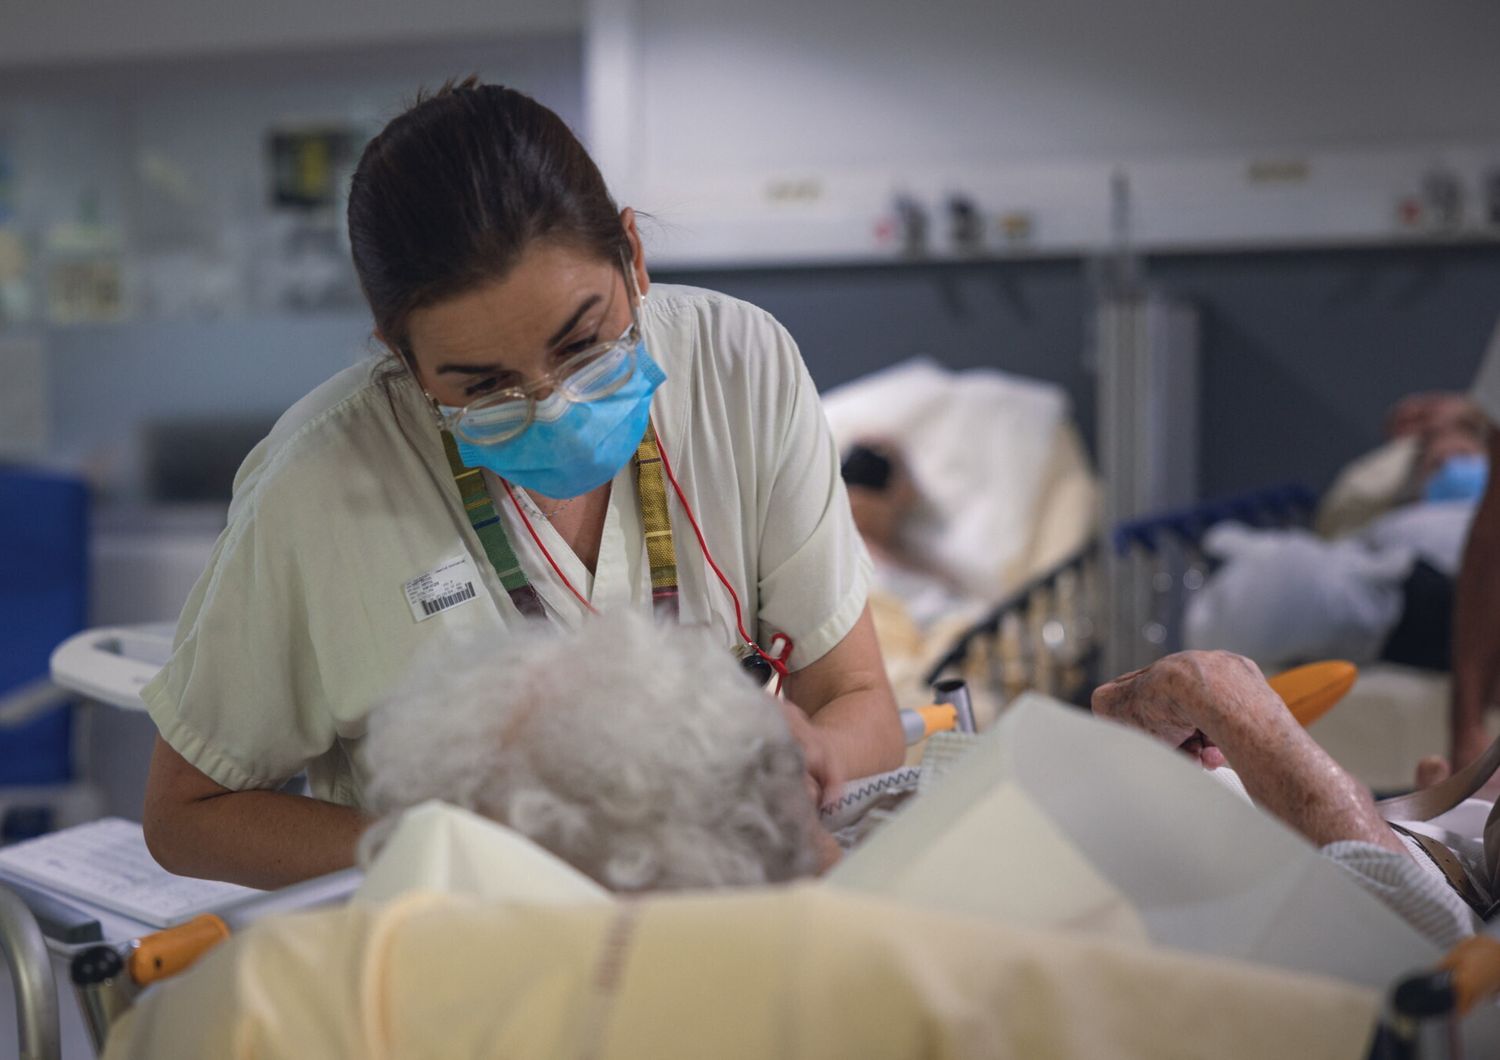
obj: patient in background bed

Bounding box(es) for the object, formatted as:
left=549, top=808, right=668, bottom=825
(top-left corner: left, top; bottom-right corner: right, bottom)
left=1187, top=390, right=1487, bottom=675
left=842, top=441, right=972, bottom=629
left=356, top=613, right=1477, bottom=944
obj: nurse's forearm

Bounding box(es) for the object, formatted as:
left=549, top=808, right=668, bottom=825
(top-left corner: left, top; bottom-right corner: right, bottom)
left=148, top=789, right=367, bottom=890
left=143, top=736, right=368, bottom=889
left=808, top=689, right=907, bottom=781
left=781, top=607, right=906, bottom=783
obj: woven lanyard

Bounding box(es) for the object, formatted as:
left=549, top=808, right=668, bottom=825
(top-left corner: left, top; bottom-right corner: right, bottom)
left=440, top=424, right=680, bottom=622
left=634, top=422, right=680, bottom=620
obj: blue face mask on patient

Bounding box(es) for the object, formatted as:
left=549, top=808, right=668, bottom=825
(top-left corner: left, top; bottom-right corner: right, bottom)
left=442, top=343, right=666, bottom=499
left=1424, top=453, right=1489, bottom=504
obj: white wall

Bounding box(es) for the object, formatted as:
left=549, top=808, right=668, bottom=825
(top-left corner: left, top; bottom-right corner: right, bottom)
left=0, top=0, right=584, bottom=66
left=628, top=0, right=1500, bottom=175
left=587, top=0, right=1500, bottom=261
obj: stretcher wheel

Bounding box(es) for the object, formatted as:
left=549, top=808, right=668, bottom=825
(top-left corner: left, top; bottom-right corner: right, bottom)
left=1267, top=661, right=1358, bottom=727
left=71, top=945, right=124, bottom=986
left=1392, top=970, right=1456, bottom=1018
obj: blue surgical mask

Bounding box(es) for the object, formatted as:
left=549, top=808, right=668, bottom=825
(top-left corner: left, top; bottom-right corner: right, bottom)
left=443, top=344, right=666, bottom=499
left=1424, top=453, right=1489, bottom=503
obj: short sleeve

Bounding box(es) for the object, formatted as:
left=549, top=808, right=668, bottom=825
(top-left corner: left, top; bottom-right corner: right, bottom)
left=1469, top=319, right=1500, bottom=426
left=752, top=321, right=872, bottom=668
left=141, top=481, right=338, bottom=793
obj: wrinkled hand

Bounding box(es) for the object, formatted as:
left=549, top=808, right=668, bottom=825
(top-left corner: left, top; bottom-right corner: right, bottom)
left=1091, top=651, right=1278, bottom=769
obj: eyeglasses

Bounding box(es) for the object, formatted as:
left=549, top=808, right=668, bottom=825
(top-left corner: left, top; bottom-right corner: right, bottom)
left=436, top=262, right=642, bottom=446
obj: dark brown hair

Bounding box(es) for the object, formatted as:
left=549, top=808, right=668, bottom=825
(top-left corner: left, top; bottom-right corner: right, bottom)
left=348, top=77, right=628, bottom=358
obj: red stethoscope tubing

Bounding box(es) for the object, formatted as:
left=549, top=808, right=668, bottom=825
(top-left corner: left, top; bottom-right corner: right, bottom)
left=654, top=425, right=792, bottom=683
left=499, top=420, right=792, bottom=683
left=500, top=476, right=597, bottom=614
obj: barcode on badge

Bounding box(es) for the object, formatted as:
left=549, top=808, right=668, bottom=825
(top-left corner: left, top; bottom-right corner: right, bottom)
left=404, top=553, right=483, bottom=623
left=421, top=582, right=476, bottom=617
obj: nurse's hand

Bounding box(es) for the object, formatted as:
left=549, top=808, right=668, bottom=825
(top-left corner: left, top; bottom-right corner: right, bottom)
left=778, top=696, right=843, bottom=807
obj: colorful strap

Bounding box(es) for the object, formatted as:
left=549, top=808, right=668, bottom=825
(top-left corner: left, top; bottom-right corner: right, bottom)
left=635, top=422, right=680, bottom=621
left=440, top=425, right=679, bottom=621
left=441, top=431, right=547, bottom=619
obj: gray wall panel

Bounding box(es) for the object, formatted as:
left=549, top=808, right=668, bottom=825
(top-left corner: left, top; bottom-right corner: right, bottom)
left=653, top=259, right=1096, bottom=444
left=1151, top=247, right=1500, bottom=499
left=660, top=245, right=1500, bottom=503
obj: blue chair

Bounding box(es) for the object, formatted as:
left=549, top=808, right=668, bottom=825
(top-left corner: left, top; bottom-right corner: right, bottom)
left=0, top=468, right=88, bottom=827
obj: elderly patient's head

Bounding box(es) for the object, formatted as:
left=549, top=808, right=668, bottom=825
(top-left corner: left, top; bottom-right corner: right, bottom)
left=360, top=612, right=821, bottom=891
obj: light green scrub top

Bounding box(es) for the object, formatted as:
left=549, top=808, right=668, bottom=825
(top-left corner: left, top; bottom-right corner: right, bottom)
left=141, top=285, right=872, bottom=807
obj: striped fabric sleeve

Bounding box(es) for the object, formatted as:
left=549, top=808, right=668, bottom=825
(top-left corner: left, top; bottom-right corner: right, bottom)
left=1321, top=839, right=1479, bottom=950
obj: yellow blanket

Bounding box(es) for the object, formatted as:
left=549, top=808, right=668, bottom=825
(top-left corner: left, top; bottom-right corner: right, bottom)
left=107, top=885, right=1377, bottom=1060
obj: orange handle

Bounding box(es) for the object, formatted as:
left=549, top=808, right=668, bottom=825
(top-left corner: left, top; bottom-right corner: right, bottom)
left=1267, top=661, right=1358, bottom=727
left=913, top=704, right=959, bottom=737
left=1441, top=935, right=1500, bottom=1015
left=129, top=913, right=231, bottom=986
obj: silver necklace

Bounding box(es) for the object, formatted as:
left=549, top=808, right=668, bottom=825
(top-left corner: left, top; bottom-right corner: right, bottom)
left=524, top=491, right=576, bottom=520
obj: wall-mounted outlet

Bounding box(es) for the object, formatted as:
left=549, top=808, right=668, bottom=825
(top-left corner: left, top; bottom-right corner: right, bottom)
left=764, top=177, right=823, bottom=204
left=997, top=210, right=1035, bottom=245
left=1245, top=158, right=1311, bottom=185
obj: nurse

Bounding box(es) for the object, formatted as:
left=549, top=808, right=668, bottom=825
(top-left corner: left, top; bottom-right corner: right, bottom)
left=141, top=79, right=906, bottom=888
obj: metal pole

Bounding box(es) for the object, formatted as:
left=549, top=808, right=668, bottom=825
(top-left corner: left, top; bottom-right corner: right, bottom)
left=0, top=885, right=61, bottom=1060
left=933, top=679, right=976, bottom=734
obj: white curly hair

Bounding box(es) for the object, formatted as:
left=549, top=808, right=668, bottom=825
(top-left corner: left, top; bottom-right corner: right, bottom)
left=358, top=611, right=820, bottom=891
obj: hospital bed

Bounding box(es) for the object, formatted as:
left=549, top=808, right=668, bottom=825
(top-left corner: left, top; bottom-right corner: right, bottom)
left=0, top=864, right=1488, bottom=1060
left=3, top=785, right=1496, bottom=1057
left=821, top=357, right=1464, bottom=792
left=820, top=359, right=1105, bottom=726
left=919, top=542, right=1099, bottom=710
left=1110, top=477, right=1474, bottom=795
left=0, top=627, right=974, bottom=1058
left=3, top=629, right=1496, bottom=1057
